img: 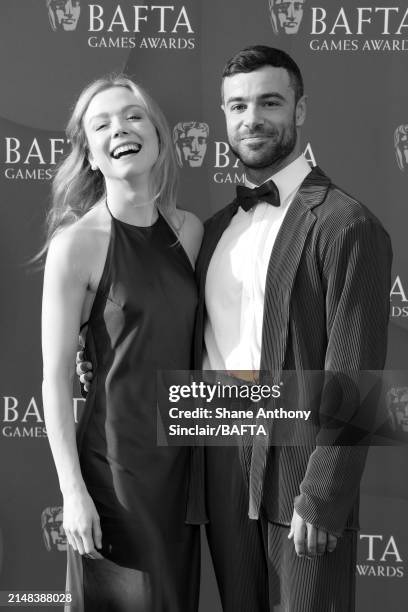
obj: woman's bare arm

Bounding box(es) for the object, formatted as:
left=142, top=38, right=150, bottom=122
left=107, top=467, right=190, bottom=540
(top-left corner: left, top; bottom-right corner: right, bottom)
left=42, top=227, right=102, bottom=558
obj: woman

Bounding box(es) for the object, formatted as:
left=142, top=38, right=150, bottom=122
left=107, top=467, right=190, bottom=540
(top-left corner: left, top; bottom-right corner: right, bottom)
left=41, top=75, right=203, bottom=611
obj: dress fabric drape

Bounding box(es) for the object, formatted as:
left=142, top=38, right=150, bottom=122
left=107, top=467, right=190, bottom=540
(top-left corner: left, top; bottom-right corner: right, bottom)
left=66, top=210, right=200, bottom=612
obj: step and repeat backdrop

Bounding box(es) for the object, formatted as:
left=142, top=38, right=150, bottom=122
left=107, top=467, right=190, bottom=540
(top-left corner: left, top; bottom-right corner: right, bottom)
left=1, top=1, right=408, bottom=610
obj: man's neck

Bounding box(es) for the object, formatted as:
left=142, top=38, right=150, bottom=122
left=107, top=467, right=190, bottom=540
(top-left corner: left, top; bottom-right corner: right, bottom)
left=245, top=149, right=301, bottom=186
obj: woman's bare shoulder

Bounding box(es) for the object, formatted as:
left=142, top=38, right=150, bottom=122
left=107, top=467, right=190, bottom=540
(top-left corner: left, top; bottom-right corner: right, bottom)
left=50, top=203, right=108, bottom=247
left=174, top=209, right=203, bottom=266
left=182, top=210, right=203, bottom=232
left=47, top=203, right=110, bottom=281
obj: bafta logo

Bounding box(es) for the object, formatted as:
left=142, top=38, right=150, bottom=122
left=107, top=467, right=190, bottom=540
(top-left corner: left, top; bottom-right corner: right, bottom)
left=268, top=0, right=306, bottom=35
left=173, top=122, right=209, bottom=168
left=387, top=387, right=408, bottom=435
left=47, top=0, right=81, bottom=32
left=394, top=125, right=408, bottom=171
left=41, top=506, right=67, bottom=552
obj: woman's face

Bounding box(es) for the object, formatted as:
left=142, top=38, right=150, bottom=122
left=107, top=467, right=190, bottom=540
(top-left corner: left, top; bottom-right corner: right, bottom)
left=83, top=86, right=159, bottom=185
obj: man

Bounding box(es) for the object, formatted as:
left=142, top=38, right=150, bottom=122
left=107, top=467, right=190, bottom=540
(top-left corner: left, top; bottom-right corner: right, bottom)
left=192, top=45, right=391, bottom=611
left=79, top=46, right=391, bottom=611
left=173, top=121, right=209, bottom=167
left=269, top=0, right=306, bottom=35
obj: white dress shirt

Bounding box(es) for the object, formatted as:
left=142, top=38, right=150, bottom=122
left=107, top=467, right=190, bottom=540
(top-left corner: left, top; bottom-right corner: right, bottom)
left=203, top=154, right=311, bottom=371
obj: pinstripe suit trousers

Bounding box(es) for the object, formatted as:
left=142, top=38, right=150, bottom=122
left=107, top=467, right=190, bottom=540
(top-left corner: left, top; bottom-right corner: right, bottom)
left=205, top=446, right=357, bottom=612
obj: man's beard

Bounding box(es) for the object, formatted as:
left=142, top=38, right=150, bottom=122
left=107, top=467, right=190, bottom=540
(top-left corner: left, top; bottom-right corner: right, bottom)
left=229, top=119, right=297, bottom=170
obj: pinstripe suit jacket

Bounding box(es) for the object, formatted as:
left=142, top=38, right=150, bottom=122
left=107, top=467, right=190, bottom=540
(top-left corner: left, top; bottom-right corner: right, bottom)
left=192, top=166, right=392, bottom=536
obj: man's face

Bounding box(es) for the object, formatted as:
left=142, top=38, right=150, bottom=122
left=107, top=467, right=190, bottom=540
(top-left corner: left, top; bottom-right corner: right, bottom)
left=50, top=0, right=81, bottom=31
left=274, top=0, right=305, bottom=34
left=222, top=66, right=305, bottom=172
left=179, top=127, right=208, bottom=167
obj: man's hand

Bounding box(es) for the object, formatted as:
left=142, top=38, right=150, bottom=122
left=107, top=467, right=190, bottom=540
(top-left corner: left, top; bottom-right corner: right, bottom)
left=288, top=508, right=337, bottom=557
left=76, top=350, right=93, bottom=392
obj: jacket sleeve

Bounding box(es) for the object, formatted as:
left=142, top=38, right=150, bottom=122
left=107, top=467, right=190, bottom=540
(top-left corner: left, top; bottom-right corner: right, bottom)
left=294, top=218, right=392, bottom=536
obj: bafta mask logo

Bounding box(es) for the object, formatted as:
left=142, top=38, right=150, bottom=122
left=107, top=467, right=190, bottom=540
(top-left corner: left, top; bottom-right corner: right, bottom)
left=394, top=125, right=408, bottom=171
left=41, top=506, right=67, bottom=552
left=47, top=0, right=81, bottom=32
left=387, top=387, right=408, bottom=434
left=173, top=122, right=209, bottom=168
left=268, top=0, right=306, bottom=35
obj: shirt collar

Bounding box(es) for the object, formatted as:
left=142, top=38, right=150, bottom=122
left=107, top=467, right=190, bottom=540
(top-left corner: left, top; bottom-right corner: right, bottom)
left=244, top=155, right=312, bottom=207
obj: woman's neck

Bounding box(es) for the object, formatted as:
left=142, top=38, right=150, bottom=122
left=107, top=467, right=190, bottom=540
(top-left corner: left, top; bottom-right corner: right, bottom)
left=105, top=179, right=158, bottom=226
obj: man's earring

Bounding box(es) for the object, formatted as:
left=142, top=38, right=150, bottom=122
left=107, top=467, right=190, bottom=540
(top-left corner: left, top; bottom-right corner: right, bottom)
left=91, top=164, right=98, bottom=171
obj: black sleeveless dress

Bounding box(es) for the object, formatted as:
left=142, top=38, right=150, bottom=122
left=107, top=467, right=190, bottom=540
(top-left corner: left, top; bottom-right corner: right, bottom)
left=67, top=207, right=200, bottom=612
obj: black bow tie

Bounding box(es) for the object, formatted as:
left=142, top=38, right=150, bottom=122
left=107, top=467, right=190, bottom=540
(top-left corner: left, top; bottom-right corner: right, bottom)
left=236, top=179, right=280, bottom=212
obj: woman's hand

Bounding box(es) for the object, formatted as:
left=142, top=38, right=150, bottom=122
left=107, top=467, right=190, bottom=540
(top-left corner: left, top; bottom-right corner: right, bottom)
left=63, top=488, right=104, bottom=559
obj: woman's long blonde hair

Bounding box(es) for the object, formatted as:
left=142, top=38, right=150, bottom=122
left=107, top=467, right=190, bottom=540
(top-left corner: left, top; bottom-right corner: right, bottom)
left=43, top=74, right=178, bottom=251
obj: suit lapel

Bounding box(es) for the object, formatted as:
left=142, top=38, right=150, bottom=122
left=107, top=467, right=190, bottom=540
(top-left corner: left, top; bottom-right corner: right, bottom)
left=249, top=166, right=331, bottom=520
left=193, top=201, right=237, bottom=368
left=196, top=202, right=237, bottom=292
left=260, top=166, right=331, bottom=375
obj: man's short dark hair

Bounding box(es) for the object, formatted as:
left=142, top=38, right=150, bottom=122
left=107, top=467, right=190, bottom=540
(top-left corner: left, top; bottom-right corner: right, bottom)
left=222, top=45, right=304, bottom=103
